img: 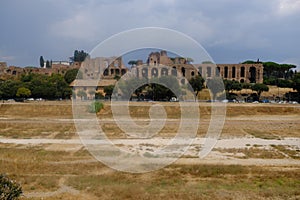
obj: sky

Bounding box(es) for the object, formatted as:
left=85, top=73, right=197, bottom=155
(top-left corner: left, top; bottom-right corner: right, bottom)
left=0, top=0, right=300, bottom=70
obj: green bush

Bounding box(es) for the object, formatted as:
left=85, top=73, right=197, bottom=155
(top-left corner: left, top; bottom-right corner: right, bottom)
left=88, top=101, right=104, bottom=113
left=0, top=174, right=22, bottom=200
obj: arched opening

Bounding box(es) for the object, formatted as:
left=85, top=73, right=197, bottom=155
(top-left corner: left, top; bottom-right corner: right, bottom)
left=249, top=67, right=256, bottom=83
left=172, top=66, right=177, bottom=76
left=115, top=68, right=120, bottom=75
left=142, top=68, right=148, bottom=78
left=121, top=69, right=126, bottom=75
left=224, top=66, right=228, bottom=78
left=240, top=79, right=245, bottom=83
left=161, top=68, right=168, bottom=76
left=191, top=71, right=195, bottom=77
left=241, top=67, right=245, bottom=77
left=103, top=68, right=109, bottom=76
left=151, top=68, right=158, bottom=77
left=207, top=67, right=212, bottom=77
left=216, top=67, right=220, bottom=76
left=232, top=66, right=236, bottom=78
left=198, top=67, right=202, bottom=76
left=110, top=69, right=114, bottom=75
left=181, top=67, right=186, bottom=77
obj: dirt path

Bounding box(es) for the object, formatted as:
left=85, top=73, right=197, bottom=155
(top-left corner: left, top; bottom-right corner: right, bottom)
left=1, top=137, right=299, bottom=167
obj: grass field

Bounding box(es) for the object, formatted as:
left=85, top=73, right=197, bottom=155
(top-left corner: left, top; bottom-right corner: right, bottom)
left=0, top=101, right=299, bottom=199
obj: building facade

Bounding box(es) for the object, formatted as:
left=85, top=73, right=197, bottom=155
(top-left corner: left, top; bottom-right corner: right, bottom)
left=133, top=51, right=263, bottom=84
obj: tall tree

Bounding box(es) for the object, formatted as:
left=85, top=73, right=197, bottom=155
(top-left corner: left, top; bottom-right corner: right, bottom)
left=39, top=56, right=44, bottom=68
left=189, top=75, right=204, bottom=99
left=70, top=50, right=89, bottom=62
left=45, top=60, right=51, bottom=68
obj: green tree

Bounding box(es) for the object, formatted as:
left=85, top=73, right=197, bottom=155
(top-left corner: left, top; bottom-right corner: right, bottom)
left=64, top=69, right=82, bottom=84
left=104, top=85, right=114, bottom=100
left=0, top=174, right=22, bottom=200
left=292, top=73, right=300, bottom=93
left=224, top=80, right=242, bottom=93
left=117, top=77, right=146, bottom=99
left=70, top=50, right=89, bottom=62
left=39, top=56, right=44, bottom=68
left=186, top=57, right=194, bottom=64
left=277, top=79, right=293, bottom=88
left=16, top=87, right=31, bottom=98
left=189, top=75, right=204, bottom=98
left=151, top=76, right=181, bottom=101
left=251, top=83, right=269, bottom=100
left=128, top=60, right=137, bottom=67
left=88, top=101, right=104, bottom=113
left=45, top=60, right=51, bottom=68
left=0, top=80, right=21, bottom=99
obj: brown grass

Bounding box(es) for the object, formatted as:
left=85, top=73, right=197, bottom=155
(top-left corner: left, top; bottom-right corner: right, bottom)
left=0, top=102, right=299, bottom=199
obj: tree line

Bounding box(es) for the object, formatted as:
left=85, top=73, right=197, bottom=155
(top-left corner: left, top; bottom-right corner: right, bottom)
left=101, top=73, right=300, bottom=102
left=0, top=69, right=78, bottom=100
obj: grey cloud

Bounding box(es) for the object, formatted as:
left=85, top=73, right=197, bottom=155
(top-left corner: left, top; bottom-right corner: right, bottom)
left=0, top=0, right=299, bottom=67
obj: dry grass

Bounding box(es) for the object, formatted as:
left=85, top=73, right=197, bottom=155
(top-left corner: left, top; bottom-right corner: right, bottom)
left=0, top=102, right=299, bottom=199
left=215, top=147, right=286, bottom=159
left=0, top=143, right=298, bottom=200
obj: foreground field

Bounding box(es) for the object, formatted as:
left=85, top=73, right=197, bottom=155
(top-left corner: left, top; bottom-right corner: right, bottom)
left=0, top=101, right=299, bottom=199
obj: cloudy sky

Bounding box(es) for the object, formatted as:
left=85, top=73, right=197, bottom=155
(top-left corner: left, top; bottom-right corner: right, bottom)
left=0, top=0, right=299, bottom=69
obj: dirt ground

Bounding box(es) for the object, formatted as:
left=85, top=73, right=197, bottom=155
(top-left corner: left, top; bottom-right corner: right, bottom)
left=0, top=101, right=299, bottom=199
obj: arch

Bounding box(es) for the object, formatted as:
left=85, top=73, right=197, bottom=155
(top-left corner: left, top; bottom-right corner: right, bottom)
left=232, top=66, right=236, bottom=78
left=142, top=67, right=148, bottom=78
left=191, top=71, right=195, bottom=77
left=121, top=69, right=126, bottom=75
left=103, top=68, right=109, bottom=76
left=249, top=67, right=256, bottom=83
left=216, top=67, right=220, bottom=76
left=172, top=66, right=177, bottom=76
left=181, top=67, right=186, bottom=77
left=224, top=66, right=228, bottom=78
left=151, top=68, right=158, bottom=77
left=110, top=68, right=114, bottom=75
left=207, top=67, right=212, bottom=77
left=115, top=68, right=120, bottom=75
left=240, top=66, right=245, bottom=77
left=161, top=68, right=168, bottom=76
left=240, top=79, right=245, bottom=83
left=198, top=67, right=202, bottom=76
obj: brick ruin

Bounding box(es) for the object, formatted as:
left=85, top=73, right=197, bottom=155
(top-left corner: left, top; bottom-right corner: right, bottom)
left=133, top=50, right=263, bottom=84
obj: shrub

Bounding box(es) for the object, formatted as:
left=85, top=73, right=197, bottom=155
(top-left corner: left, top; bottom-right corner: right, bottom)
left=88, top=101, right=104, bottom=113
left=0, top=174, right=22, bottom=200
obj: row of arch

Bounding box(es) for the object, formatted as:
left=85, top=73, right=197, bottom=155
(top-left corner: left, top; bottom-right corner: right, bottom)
left=135, top=66, right=251, bottom=79
left=131, top=65, right=260, bottom=83
left=103, top=68, right=127, bottom=76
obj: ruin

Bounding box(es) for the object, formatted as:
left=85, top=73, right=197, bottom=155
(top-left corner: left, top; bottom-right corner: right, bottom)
left=133, top=51, right=263, bottom=84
